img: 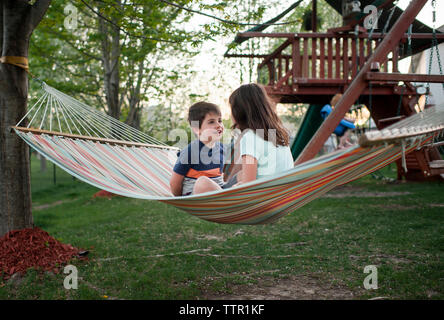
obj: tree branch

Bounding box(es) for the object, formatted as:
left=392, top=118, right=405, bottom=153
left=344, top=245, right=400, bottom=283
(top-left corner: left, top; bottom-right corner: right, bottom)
left=30, top=0, right=52, bottom=31
left=80, top=0, right=180, bottom=43
left=42, top=28, right=102, bottom=61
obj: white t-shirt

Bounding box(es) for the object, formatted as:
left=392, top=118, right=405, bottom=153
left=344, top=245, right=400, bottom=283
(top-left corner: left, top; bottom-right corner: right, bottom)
left=239, top=130, right=294, bottom=179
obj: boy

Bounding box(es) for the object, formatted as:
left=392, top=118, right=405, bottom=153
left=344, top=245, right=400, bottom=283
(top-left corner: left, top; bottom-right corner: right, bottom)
left=320, top=93, right=356, bottom=149
left=170, top=102, right=225, bottom=196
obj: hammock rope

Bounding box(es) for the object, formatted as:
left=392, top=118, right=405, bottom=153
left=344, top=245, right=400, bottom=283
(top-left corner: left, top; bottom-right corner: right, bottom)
left=12, top=83, right=444, bottom=225
left=19, top=82, right=169, bottom=147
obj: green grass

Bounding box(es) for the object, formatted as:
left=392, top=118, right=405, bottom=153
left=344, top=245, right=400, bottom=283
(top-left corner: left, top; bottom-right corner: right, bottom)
left=0, top=155, right=443, bottom=299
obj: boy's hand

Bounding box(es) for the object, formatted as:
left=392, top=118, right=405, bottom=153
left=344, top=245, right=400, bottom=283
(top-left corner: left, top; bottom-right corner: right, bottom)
left=170, top=172, right=185, bottom=196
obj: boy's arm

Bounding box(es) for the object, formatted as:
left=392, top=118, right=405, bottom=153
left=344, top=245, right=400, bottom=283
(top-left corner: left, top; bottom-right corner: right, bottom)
left=170, top=172, right=185, bottom=196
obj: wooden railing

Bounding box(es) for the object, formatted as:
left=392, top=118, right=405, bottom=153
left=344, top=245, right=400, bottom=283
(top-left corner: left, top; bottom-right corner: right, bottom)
left=255, top=33, right=399, bottom=89
left=229, top=32, right=444, bottom=91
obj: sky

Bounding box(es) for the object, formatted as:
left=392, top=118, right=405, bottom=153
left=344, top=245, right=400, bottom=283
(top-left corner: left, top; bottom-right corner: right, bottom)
left=397, top=0, right=444, bottom=28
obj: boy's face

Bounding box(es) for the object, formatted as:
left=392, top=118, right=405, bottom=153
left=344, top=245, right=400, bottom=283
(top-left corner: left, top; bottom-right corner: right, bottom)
left=193, top=112, right=224, bottom=144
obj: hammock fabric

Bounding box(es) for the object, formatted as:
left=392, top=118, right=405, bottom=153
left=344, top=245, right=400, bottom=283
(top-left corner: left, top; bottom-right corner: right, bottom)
left=13, top=83, right=444, bottom=225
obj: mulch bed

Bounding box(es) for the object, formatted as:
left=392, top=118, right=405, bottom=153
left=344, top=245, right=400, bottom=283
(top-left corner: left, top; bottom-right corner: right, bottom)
left=92, top=190, right=119, bottom=199
left=0, top=227, right=86, bottom=281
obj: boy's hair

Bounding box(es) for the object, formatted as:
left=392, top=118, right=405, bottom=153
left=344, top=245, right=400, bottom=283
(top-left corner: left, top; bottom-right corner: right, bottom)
left=188, top=102, right=221, bottom=128
left=330, top=93, right=342, bottom=107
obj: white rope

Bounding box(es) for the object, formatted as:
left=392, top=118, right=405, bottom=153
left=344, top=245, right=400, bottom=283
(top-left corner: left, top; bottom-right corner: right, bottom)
left=49, top=94, right=53, bottom=132
left=17, top=91, right=48, bottom=127
left=54, top=93, right=63, bottom=133
left=43, top=83, right=167, bottom=145
left=401, top=140, right=407, bottom=173
left=55, top=95, right=83, bottom=135
left=56, top=93, right=104, bottom=138
left=20, top=82, right=167, bottom=146
left=25, top=92, right=49, bottom=128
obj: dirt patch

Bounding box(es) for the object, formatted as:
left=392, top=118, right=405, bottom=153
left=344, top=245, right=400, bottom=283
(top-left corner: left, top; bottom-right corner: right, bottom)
left=369, top=204, right=417, bottom=211
left=322, top=191, right=411, bottom=199
left=322, top=185, right=411, bottom=199
left=202, top=275, right=356, bottom=300
left=33, top=199, right=77, bottom=211
left=196, top=235, right=226, bottom=242
left=349, top=254, right=411, bottom=265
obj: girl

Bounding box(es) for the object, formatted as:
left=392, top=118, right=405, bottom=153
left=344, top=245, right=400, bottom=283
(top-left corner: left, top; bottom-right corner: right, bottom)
left=193, top=83, right=294, bottom=194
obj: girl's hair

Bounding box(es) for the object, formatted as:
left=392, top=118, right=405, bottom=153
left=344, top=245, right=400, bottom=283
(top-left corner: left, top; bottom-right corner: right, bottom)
left=229, top=83, right=289, bottom=146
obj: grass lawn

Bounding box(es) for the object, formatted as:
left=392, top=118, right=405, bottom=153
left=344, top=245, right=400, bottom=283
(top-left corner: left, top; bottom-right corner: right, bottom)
left=0, top=153, right=443, bottom=300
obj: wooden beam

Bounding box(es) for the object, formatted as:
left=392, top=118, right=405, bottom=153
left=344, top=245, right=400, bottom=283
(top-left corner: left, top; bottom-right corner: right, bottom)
left=236, top=32, right=444, bottom=40
left=224, top=54, right=270, bottom=58
left=312, top=0, right=317, bottom=32
left=11, top=126, right=179, bottom=151
left=258, top=39, right=291, bottom=69
left=295, top=0, right=429, bottom=165
left=366, top=72, right=444, bottom=83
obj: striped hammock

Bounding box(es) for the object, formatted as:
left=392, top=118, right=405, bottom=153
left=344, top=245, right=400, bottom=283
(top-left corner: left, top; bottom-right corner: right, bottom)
left=13, top=83, right=444, bottom=225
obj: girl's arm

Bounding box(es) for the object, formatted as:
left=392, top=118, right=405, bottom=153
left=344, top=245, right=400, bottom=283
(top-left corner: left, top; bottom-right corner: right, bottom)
left=170, top=172, right=185, bottom=196
left=237, top=154, right=258, bottom=185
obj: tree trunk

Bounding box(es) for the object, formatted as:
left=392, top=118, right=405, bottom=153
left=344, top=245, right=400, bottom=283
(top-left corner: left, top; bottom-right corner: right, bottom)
left=125, top=60, right=144, bottom=130
left=98, top=3, right=121, bottom=120
left=0, top=0, right=51, bottom=236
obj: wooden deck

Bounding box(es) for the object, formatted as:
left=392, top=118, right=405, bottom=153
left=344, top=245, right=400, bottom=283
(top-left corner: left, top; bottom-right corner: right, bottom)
left=227, top=31, right=444, bottom=105
left=225, top=25, right=444, bottom=180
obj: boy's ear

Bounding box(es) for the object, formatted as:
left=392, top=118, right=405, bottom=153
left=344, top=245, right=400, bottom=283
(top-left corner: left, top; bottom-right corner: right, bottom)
left=191, top=126, right=200, bottom=137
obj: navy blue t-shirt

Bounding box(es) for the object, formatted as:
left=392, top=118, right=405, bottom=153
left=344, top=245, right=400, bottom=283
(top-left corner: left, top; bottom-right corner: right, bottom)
left=173, top=140, right=224, bottom=180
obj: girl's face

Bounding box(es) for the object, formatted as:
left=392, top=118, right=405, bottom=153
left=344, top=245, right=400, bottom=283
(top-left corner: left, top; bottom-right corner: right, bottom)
left=194, top=112, right=224, bottom=144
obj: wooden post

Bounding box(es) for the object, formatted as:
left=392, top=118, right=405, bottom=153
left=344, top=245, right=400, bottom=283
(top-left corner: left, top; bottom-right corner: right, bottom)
left=335, top=38, right=341, bottom=78
left=320, top=37, right=325, bottom=78
left=295, top=0, right=428, bottom=165
left=327, top=38, right=333, bottom=78
left=312, top=0, right=317, bottom=33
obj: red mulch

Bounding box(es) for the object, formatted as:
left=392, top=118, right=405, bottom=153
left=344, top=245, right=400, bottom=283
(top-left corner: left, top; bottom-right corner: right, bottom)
left=0, top=227, right=85, bottom=280
left=92, top=190, right=119, bottom=199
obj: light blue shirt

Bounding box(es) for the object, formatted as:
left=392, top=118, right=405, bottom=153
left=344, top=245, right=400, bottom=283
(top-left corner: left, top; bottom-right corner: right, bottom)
left=239, top=130, right=294, bottom=179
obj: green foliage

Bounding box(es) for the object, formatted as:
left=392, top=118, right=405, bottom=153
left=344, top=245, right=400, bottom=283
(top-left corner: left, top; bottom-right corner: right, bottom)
left=281, top=103, right=309, bottom=133
left=27, top=0, right=273, bottom=140
left=302, top=8, right=323, bottom=31
left=29, top=0, right=236, bottom=127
